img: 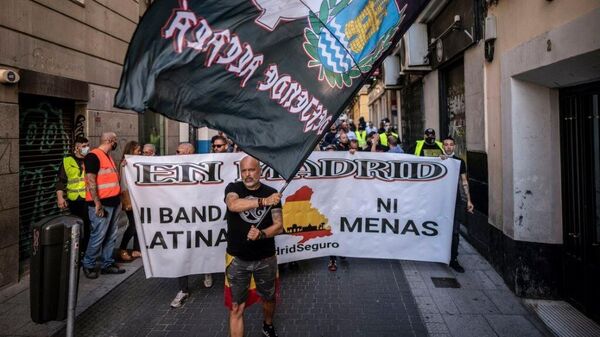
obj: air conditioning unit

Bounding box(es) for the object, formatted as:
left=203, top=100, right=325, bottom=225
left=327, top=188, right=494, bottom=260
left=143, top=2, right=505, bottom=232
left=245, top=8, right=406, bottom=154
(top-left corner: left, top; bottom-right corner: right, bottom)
left=383, top=55, right=400, bottom=86
left=399, top=23, right=430, bottom=73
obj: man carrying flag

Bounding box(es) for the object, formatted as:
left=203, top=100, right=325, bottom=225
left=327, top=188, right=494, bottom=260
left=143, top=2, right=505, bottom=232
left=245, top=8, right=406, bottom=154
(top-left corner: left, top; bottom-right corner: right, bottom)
left=115, top=0, right=431, bottom=181
left=224, top=156, right=283, bottom=337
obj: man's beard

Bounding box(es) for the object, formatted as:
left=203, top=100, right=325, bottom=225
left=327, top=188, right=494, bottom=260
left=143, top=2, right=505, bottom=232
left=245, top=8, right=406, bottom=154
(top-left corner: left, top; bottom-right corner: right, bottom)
left=243, top=178, right=259, bottom=189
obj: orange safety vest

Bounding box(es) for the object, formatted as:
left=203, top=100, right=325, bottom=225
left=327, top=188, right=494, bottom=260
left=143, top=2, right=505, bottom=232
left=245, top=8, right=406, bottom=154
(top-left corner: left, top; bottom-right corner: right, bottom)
left=85, top=148, right=120, bottom=201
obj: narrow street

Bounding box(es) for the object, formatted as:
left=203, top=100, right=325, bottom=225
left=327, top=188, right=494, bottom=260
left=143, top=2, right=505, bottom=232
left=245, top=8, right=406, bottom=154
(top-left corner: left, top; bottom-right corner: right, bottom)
left=54, top=258, right=427, bottom=337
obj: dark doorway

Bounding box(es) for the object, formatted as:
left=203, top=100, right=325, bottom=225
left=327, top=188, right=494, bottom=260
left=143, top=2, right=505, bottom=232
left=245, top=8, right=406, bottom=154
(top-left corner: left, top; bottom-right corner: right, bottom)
left=440, top=60, right=466, bottom=161
left=18, top=94, right=74, bottom=261
left=559, top=81, right=600, bottom=323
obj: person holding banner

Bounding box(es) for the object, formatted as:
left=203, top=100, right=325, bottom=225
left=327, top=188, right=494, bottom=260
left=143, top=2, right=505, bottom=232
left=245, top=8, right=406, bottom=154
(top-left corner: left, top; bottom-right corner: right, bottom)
left=441, top=136, right=475, bottom=273
left=170, top=142, right=215, bottom=308
left=224, top=156, right=283, bottom=337
left=142, top=143, right=156, bottom=156
left=118, top=141, right=142, bottom=262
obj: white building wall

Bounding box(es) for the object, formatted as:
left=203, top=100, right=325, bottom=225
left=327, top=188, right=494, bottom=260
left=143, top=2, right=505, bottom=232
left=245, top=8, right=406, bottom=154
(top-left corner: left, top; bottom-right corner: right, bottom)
left=423, top=70, right=439, bottom=133
left=499, top=8, right=600, bottom=243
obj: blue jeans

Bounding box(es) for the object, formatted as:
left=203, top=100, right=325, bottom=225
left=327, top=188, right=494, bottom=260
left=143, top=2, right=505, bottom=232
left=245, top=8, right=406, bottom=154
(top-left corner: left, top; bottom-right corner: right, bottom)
left=82, top=204, right=120, bottom=269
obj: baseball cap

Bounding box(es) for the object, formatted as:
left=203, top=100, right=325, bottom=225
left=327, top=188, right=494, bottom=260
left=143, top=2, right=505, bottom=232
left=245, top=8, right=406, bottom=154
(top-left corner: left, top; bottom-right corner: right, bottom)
left=348, top=133, right=357, bottom=141
left=424, top=128, right=436, bottom=135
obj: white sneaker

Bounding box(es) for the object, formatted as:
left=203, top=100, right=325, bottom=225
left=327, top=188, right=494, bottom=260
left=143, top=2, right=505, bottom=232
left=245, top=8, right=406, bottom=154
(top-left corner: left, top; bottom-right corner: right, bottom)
left=204, top=274, right=213, bottom=288
left=170, top=290, right=189, bottom=308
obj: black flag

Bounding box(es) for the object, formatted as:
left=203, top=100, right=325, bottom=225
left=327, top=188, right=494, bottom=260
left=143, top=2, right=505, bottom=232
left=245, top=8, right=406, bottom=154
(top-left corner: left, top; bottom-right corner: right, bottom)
left=115, top=0, right=430, bottom=180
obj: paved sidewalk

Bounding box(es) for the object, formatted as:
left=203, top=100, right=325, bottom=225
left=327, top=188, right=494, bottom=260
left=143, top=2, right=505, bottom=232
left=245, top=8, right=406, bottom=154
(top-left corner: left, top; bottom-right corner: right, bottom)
left=0, top=259, right=142, bottom=337
left=402, top=237, right=553, bottom=337
left=0, top=210, right=138, bottom=337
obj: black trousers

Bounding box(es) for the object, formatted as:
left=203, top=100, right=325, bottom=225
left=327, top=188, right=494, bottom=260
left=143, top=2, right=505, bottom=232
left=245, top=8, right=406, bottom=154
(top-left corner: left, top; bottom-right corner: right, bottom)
left=451, top=200, right=466, bottom=262
left=68, top=198, right=91, bottom=254
left=120, top=210, right=140, bottom=250
left=178, top=276, right=189, bottom=293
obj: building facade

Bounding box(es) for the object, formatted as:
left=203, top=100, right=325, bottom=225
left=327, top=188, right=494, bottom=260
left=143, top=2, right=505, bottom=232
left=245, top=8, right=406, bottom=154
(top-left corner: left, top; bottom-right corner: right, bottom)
left=0, top=0, right=187, bottom=288
left=370, top=0, right=600, bottom=322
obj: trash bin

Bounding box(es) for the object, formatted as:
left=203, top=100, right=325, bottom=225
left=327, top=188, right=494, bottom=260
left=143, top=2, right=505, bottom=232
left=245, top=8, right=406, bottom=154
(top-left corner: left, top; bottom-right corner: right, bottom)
left=30, top=215, right=83, bottom=323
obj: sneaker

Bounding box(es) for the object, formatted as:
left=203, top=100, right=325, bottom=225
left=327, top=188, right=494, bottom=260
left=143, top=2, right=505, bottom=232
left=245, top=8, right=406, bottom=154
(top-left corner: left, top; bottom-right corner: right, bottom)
left=100, top=263, right=126, bottom=275
left=204, top=274, right=213, bottom=288
left=328, top=259, right=337, bottom=272
left=449, top=260, right=465, bottom=273
left=82, top=267, right=98, bottom=279
left=262, top=321, right=279, bottom=337
left=170, top=290, right=189, bottom=308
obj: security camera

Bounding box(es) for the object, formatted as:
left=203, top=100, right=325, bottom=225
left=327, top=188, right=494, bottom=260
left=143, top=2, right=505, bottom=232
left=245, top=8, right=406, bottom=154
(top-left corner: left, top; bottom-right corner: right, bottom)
left=0, top=69, right=20, bottom=84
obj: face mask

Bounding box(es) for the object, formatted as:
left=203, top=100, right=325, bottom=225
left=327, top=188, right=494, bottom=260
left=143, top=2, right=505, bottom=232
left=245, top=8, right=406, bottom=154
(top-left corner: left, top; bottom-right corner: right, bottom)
left=111, top=141, right=118, bottom=151
left=80, top=146, right=90, bottom=156
left=425, top=136, right=436, bottom=145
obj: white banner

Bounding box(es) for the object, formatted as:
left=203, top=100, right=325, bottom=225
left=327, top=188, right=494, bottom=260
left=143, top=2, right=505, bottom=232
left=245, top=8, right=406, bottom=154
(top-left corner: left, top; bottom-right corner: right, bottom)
left=124, top=152, right=459, bottom=278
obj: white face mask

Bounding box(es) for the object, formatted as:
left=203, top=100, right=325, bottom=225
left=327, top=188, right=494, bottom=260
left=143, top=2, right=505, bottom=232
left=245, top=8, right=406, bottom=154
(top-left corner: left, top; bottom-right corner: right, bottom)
left=80, top=146, right=90, bottom=156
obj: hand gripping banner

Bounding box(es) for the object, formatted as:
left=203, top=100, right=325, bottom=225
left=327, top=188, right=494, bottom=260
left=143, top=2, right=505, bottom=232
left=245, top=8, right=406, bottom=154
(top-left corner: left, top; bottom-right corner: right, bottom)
left=123, top=152, right=459, bottom=278
left=115, top=0, right=431, bottom=180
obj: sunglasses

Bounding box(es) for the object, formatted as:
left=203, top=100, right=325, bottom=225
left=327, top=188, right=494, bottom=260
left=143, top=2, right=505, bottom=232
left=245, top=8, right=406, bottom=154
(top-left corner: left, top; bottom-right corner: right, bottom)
left=212, top=144, right=226, bottom=148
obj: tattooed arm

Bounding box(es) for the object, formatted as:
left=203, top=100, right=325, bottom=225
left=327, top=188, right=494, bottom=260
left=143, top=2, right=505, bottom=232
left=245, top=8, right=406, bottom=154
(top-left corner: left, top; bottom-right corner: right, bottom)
left=460, top=173, right=474, bottom=213
left=86, top=173, right=104, bottom=216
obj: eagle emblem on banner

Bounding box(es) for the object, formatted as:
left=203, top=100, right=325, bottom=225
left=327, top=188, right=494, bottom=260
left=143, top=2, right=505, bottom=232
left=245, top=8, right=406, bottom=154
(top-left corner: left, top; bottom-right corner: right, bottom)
left=303, top=0, right=407, bottom=88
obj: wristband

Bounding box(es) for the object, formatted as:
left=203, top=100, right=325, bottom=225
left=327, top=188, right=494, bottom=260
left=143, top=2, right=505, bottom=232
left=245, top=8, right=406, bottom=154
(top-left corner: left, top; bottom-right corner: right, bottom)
left=258, top=198, right=263, bottom=207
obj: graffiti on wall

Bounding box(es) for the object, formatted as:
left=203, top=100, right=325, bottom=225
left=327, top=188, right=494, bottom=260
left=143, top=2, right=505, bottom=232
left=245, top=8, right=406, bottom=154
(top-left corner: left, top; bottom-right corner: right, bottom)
left=446, top=84, right=466, bottom=159
left=74, top=113, right=86, bottom=139
left=19, top=100, right=72, bottom=259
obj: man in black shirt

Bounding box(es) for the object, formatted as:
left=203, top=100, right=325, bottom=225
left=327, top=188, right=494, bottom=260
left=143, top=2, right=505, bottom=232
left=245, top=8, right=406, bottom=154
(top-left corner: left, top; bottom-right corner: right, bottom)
left=441, top=137, right=474, bottom=273
left=321, top=124, right=338, bottom=149
left=225, top=156, right=283, bottom=337
left=81, top=132, right=125, bottom=279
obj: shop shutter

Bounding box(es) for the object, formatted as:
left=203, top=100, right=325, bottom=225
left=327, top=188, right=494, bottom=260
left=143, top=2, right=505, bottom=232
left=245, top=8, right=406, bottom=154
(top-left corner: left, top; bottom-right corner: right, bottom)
left=19, top=95, right=74, bottom=261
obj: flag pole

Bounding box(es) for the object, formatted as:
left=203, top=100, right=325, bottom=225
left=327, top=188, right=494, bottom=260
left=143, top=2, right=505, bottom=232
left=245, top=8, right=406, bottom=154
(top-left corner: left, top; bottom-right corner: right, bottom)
left=254, top=179, right=290, bottom=231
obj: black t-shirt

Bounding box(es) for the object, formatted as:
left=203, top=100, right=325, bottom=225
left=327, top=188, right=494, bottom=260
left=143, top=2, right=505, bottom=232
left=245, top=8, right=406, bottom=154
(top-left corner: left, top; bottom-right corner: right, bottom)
left=452, top=155, right=467, bottom=202
left=335, top=141, right=350, bottom=151
left=84, top=151, right=121, bottom=207
left=322, top=132, right=337, bottom=146
left=453, top=155, right=467, bottom=175
left=224, top=182, right=282, bottom=261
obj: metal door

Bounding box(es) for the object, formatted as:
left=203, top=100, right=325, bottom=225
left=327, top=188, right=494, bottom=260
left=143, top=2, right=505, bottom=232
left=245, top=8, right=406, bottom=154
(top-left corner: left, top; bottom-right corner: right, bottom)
left=19, top=94, right=74, bottom=261
left=559, top=81, right=600, bottom=322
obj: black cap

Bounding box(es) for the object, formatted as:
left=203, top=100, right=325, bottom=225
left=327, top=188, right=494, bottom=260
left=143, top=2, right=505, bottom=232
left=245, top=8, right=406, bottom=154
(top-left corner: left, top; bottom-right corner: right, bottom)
left=424, top=128, right=436, bottom=135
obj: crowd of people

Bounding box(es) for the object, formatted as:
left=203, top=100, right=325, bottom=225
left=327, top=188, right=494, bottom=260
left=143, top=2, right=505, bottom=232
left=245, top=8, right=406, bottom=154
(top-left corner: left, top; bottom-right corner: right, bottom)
left=317, top=117, right=474, bottom=273
left=54, top=122, right=473, bottom=337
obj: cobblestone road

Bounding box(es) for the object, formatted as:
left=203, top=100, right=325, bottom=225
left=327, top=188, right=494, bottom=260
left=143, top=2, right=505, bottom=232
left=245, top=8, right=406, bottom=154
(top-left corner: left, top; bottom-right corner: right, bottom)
left=54, top=257, right=427, bottom=337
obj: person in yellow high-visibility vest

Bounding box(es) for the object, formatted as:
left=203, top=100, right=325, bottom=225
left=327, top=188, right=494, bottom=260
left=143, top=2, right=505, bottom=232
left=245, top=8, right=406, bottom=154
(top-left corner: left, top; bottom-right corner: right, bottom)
left=412, top=128, right=444, bottom=157
left=56, top=136, right=91, bottom=253
left=355, top=125, right=368, bottom=149
left=378, top=121, right=399, bottom=148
